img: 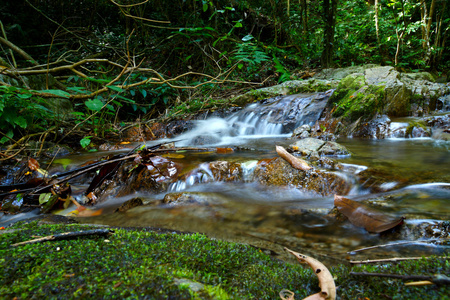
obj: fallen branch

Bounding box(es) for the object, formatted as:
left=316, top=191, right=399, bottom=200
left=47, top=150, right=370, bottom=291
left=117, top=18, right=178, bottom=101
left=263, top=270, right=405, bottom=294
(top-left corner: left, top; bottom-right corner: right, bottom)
left=350, top=256, right=450, bottom=264
left=11, top=229, right=113, bottom=247
left=350, top=272, right=450, bottom=286
left=284, top=247, right=336, bottom=300
left=276, top=146, right=312, bottom=171
left=348, top=239, right=441, bottom=254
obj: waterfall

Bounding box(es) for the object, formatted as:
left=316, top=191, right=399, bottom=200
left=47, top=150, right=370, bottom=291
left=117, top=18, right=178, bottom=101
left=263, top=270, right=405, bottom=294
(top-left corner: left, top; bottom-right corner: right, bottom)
left=173, top=90, right=334, bottom=147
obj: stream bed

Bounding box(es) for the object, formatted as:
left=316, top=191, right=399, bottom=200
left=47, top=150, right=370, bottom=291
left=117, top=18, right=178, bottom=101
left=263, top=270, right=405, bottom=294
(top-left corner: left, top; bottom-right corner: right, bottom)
left=3, top=91, right=450, bottom=264
left=73, top=134, right=450, bottom=264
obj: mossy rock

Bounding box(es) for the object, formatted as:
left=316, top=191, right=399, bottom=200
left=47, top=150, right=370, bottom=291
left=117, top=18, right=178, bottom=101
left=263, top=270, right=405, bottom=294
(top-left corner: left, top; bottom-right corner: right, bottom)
left=1, top=221, right=449, bottom=299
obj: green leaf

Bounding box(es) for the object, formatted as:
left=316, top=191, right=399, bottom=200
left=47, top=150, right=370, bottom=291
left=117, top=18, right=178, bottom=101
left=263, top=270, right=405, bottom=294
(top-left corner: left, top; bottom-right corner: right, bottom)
left=80, top=136, right=92, bottom=149
left=242, top=34, right=254, bottom=42
left=16, top=93, right=33, bottom=99
left=130, top=89, right=136, bottom=96
left=39, top=193, right=53, bottom=205
left=53, top=158, right=72, bottom=170
left=140, top=89, right=147, bottom=98
left=107, top=85, right=124, bottom=92
left=116, top=95, right=135, bottom=103
left=38, top=89, right=71, bottom=98
left=203, top=3, right=208, bottom=12
left=14, top=116, right=27, bottom=128
left=0, top=130, right=13, bottom=144
left=67, top=86, right=88, bottom=94
left=85, top=99, right=104, bottom=111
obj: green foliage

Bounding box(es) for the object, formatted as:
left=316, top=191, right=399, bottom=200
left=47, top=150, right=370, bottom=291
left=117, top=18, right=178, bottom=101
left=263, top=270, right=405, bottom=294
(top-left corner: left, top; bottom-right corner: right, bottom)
left=0, top=86, right=54, bottom=143
left=272, top=56, right=291, bottom=83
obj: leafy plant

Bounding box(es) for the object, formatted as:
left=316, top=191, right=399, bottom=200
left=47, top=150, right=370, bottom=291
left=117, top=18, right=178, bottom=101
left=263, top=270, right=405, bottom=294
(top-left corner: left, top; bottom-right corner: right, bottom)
left=0, top=86, right=55, bottom=143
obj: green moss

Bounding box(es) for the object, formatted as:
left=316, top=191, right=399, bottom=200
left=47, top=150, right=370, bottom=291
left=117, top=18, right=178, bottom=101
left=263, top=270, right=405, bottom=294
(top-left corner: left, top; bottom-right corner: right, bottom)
left=405, top=120, right=428, bottom=137
left=330, top=75, right=386, bottom=122
left=1, top=221, right=448, bottom=299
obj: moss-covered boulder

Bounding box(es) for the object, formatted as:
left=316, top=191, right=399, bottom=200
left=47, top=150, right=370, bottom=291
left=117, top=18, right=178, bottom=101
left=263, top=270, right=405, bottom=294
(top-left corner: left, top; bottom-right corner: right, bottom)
left=325, top=66, right=450, bottom=137
left=231, top=79, right=339, bottom=106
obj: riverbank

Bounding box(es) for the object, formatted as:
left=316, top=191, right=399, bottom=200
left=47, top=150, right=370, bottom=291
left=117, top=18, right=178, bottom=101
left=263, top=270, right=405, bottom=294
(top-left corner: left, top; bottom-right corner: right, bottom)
left=1, top=218, right=448, bottom=299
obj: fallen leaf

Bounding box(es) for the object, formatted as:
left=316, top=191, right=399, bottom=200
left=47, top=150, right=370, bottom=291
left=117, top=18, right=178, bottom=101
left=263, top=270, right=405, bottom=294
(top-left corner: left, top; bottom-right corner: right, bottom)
left=216, top=147, right=234, bottom=154
left=28, top=158, right=40, bottom=171
left=334, top=195, right=404, bottom=233
left=162, top=153, right=185, bottom=159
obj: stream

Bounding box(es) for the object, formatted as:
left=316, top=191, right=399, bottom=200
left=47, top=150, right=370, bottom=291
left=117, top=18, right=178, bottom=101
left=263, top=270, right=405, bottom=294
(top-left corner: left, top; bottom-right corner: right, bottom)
left=4, top=91, right=450, bottom=263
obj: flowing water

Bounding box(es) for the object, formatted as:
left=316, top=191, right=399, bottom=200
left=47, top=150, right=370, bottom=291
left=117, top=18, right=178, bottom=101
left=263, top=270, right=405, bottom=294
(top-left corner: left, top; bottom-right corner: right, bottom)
left=8, top=91, right=450, bottom=263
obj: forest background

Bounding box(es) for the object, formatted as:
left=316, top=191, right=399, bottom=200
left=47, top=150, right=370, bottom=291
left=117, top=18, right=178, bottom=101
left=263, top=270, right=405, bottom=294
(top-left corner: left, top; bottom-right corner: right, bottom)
left=0, top=0, right=448, bottom=149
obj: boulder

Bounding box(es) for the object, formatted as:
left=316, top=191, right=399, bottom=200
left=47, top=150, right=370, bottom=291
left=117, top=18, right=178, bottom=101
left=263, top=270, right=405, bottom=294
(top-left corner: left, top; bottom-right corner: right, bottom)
left=329, top=66, right=450, bottom=120
left=289, top=138, right=350, bottom=157
left=253, top=158, right=352, bottom=196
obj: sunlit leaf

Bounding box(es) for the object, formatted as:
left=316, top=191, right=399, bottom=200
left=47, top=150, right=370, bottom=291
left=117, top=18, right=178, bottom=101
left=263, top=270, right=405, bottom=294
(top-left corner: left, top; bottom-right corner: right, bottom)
left=39, top=193, right=53, bottom=205
left=242, top=34, right=254, bottom=42
left=80, top=136, right=92, bottom=149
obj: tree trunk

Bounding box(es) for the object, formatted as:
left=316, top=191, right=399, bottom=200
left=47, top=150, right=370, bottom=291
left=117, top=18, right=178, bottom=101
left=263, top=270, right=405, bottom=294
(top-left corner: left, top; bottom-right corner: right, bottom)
left=321, top=0, right=337, bottom=68
left=421, top=0, right=437, bottom=64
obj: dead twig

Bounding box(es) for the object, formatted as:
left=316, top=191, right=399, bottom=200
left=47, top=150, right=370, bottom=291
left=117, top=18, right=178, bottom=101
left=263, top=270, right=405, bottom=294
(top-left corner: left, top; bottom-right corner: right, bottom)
left=350, top=256, right=450, bottom=264
left=276, top=146, right=312, bottom=171
left=350, top=272, right=450, bottom=286
left=11, top=229, right=113, bottom=247
left=284, top=247, right=336, bottom=300
left=348, top=239, right=441, bottom=254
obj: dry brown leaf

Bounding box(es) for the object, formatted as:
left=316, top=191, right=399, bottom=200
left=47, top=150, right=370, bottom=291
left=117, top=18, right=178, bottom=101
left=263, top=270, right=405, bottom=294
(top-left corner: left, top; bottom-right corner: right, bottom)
left=284, top=248, right=336, bottom=300
left=276, top=146, right=312, bottom=171
left=334, top=195, right=404, bottom=233
left=280, top=289, right=295, bottom=300
left=28, top=158, right=40, bottom=171
left=216, top=147, right=234, bottom=154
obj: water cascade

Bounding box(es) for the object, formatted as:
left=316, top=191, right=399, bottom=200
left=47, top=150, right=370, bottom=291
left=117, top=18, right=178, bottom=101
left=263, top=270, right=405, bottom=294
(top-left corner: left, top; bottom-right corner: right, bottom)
left=172, top=90, right=334, bottom=147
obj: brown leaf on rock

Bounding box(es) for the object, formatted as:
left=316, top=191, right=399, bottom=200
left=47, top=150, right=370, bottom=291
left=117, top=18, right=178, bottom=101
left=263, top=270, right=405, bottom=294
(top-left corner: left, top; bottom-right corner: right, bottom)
left=28, top=158, right=40, bottom=171
left=216, top=147, right=234, bottom=154
left=334, top=195, right=404, bottom=233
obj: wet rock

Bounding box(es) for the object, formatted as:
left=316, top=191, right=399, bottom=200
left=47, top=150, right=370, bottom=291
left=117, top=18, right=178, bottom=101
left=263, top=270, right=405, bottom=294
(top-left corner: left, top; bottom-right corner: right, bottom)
left=290, top=138, right=325, bottom=156
left=231, top=79, right=339, bottom=106
left=426, top=114, right=450, bottom=128
left=436, top=94, right=450, bottom=111
left=163, top=192, right=216, bottom=206
left=209, top=161, right=242, bottom=182
left=289, top=138, right=350, bottom=157
left=387, top=220, right=450, bottom=241
left=292, top=124, right=311, bottom=138
left=115, top=197, right=144, bottom=212
left=114, top=156, right=179, bottom=197
left=328, top=66, right=450, bottom=133
left=350, top=115, right=391, bottom=139
left=253, top=158, right=352, bottom=196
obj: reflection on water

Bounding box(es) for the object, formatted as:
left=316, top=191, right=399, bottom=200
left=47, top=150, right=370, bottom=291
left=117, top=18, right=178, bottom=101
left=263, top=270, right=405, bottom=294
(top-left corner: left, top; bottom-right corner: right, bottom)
left=76, top=136, right=450, bottom=262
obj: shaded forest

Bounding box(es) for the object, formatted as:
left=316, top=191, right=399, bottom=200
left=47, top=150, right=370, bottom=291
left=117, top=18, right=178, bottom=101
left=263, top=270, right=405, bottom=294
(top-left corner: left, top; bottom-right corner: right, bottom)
left=0, top=0, right=449, bottom=147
